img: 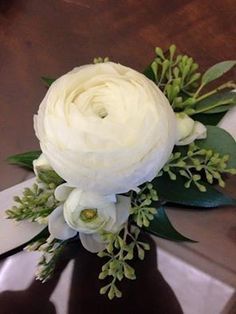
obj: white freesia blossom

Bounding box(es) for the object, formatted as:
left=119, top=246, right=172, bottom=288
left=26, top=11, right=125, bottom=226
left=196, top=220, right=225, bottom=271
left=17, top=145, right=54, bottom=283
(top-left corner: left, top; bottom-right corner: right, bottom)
left=48, top=185, right=130, bottom=252
left=33, top=153, right=51, bottom=176
left=34, top=62, right=176, bottom=195
left=176, top=113, right=207, bottom=146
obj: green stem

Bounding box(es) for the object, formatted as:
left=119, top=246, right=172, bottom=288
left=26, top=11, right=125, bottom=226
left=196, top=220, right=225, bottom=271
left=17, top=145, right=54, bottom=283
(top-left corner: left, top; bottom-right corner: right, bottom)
left=195, top=81, right=236, bottom=103
left=115, top=223, right=128, bottom=260
left=193, top=83, right=205, bottom=98
left=182, top=89, right=194, bottom=97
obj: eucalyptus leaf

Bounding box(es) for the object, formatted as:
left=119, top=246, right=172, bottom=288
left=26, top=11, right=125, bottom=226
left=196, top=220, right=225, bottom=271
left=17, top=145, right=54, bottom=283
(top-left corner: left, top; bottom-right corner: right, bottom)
left=41, top=77, right=56, bottom=87
left=7, top=151, right=41, bottom=169
left=194, top=91, right=236, bottom=114
left=204, top=104, right=235, bottom=114
left=145, top=206, right=196, bottom=242
left=194, top=112, right=226, bottom=126
left=201, top=61, right=236, bottom=86
left=197, top=125, right=236, bottom=168
left=152, top=174, right=236, bottom=208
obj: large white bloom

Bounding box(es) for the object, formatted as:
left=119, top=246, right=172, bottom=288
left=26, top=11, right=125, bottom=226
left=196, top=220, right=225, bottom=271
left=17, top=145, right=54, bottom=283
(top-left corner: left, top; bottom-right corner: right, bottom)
left=34, top=62, right=176, bottom=194
left=48, top=184, right=130, bottom=252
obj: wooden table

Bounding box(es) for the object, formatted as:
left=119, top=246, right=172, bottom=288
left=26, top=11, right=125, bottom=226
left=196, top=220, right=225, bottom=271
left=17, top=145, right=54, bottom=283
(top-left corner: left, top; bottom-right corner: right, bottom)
left=0, top=1, right=235, bottom=313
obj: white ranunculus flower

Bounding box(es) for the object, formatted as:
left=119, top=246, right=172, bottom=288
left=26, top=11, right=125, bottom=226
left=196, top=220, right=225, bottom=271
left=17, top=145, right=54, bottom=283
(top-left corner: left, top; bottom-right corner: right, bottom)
left=48, top=185, right=130, bottom=252
left=34, top=62, right=176, bottom=195
left=175, top=113, right=207, bottom=146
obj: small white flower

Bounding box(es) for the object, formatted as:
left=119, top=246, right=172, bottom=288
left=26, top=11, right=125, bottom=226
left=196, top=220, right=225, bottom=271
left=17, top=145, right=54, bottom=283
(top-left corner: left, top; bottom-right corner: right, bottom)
left=175, top=113, right=207, bottom=146
left=48, top=184, right=130, bottom=252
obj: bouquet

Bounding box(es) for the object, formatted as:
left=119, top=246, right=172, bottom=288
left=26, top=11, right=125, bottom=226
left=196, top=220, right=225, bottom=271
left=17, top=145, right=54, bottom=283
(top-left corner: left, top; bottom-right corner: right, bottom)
left=4, top=45, right=236, bottom=300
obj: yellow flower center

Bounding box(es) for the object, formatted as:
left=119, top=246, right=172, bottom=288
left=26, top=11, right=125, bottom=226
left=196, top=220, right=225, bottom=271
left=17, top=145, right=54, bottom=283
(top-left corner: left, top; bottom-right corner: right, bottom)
left=80, top=208, right=98, bottom=222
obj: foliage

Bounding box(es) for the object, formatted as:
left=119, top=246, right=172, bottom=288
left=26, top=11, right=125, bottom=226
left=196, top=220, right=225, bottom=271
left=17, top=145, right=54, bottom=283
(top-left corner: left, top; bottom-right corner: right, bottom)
left=6, top=181, right=59, bottom=223
left=161, top=143, right=236, bottom=191
left=144, top=45, right=236, bottom=116
left=93, top=57, right=110, bottom=63
left=152, top=173, right=236, bottom=208
left=130, top=183, right=158, bottom=227
left=26, top=236, right=67, bottom=282
left=41, top=77, right=56, bottom=87
left=146, top=207, right=196, bottom=242
left=98, top=225, right=149, bottom=299
left=197, top=125, right=236, bottom=168
left=7, top=151, right=41, bottom=169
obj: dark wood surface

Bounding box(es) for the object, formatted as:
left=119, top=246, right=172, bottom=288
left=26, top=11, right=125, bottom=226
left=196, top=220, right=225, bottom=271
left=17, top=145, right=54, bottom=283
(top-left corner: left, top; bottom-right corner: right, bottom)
left=0, top=1, right=235, bottom=313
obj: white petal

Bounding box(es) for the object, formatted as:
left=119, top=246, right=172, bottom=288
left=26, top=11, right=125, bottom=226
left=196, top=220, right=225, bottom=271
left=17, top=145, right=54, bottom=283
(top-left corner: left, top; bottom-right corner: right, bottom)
left=218, top=106, right=236, bottom=140
left=79, top=233, right=106, bottom=253
left=48, top=205, right=77, bottom=240
left=115, top=195, right=130, bottom=225
left=104, top=194, right=117, bottom=203
left=108, top=195, right=130, bottom=233
left=54, top=183, right=74, bottom=202
left=177, top=121, right=207, bottom=146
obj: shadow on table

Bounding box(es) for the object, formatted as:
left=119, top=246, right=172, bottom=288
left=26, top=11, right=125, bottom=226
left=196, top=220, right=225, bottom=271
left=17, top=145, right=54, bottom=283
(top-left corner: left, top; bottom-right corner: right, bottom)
left=0, top=234, right=183, bottom=314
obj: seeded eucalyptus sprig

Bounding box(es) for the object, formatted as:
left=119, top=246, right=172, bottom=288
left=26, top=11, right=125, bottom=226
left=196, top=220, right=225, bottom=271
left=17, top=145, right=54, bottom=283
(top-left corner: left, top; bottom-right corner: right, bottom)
left=130, top=183, right=159, bottom=227
left=144, top=45, right=236, bottom=115
left=6, top=182, right=59, bottom=223
left=160, top=143, right=236, bottom=191
left=98, top=224, right=150, bottom=300
left=6, top=168, right=63, bottom=222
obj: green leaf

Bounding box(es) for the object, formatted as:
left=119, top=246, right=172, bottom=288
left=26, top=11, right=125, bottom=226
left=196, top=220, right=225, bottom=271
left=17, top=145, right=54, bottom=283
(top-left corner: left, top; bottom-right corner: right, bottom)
left=201, top=61, right=236, bottom=86
left=37, top=169, right=64, bottom=186
left=194, top=112, right=226, bottom=126
left=143, top=64, right=156, bottom=82
left=204, top=104, right=235, bottom=114
left=7, top=151, right=41, bottom=169
left=41, top=77, right=56, bottom=87
left=145, top=206, right=196, bottom=242
left=194, top=91, right=236, bottom=114
left=197, top=125, right=236, bottom=168
left=152, top=174, right=236, bottom=208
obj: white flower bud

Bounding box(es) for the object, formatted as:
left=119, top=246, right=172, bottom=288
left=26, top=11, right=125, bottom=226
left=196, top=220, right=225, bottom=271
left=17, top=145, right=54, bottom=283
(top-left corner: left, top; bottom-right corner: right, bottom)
left=176, top=113, right=207, bottom=146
